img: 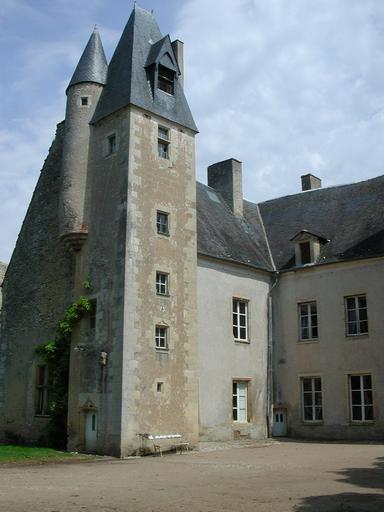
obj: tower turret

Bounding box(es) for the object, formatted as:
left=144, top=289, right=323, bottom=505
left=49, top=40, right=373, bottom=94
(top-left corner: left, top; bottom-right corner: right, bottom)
left=60, top=28, right=107, bottom=251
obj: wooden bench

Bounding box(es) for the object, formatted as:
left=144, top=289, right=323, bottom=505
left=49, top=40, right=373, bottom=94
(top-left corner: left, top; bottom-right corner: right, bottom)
left=137, top=433, right=189, bottom=456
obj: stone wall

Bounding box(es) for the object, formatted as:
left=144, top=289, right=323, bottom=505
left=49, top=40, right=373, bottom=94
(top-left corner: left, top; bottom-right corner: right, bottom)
left=0, top=124, right=73, bottom=442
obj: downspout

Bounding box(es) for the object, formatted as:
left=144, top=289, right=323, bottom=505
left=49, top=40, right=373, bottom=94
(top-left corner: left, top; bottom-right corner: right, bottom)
left=266, top=271, right=279, bottom=438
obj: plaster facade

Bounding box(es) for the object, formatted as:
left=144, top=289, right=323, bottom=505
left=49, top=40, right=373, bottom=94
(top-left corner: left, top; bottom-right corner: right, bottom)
left=197, top=257, right=269, bottom=440
left=273, top=258, right=384, bottom=439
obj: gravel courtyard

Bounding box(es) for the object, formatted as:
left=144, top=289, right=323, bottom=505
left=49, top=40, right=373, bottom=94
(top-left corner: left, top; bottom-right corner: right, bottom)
left=1, top=440, right=383, bottom=512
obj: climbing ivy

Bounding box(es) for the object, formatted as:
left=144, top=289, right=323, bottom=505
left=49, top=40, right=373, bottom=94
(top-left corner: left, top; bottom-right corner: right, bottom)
left=35, top=296, right=92, bottom=449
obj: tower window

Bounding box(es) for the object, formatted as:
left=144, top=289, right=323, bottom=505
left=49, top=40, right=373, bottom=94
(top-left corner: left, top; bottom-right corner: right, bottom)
left=107, top=134, right=117, bottom=155
left=156, top=272, right=169, bottom=295
left=81, top=96, right=89, bottom=106
left=35, top=365, right=50, bottom=416
left=156, top=211, right=169, bottom=235
left=155, top=325, right=168, bottom=350
left=158, top=65, right=175, bottom=95
left=158, top=126, right=170, bottom=159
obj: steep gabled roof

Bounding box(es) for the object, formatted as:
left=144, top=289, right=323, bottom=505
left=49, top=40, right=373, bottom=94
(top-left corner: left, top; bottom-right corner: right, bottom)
left=196, top=175, right=384, bottom=272
left=196, top=183, right=274, bottom=271
left=259, top=175, right=384, bottom=270
left=67, top=28, right=107, bottom=92
left=91, top=6, right=197, bottom=131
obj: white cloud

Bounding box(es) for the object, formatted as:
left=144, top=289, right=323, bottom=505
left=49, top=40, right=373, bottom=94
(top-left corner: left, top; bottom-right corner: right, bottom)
left=176, top=0, right=384, bottom=201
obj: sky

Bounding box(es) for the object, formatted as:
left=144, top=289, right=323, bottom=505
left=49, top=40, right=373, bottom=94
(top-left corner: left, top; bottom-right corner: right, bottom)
left=1, top=0, right=384, bottom=263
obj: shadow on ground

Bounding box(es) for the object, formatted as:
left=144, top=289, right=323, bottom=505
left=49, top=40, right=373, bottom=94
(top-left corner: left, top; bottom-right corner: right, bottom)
left=295, top=457, right=384, bottom=511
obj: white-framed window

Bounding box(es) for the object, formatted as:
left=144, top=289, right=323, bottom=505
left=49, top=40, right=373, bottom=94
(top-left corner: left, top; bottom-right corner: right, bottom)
left=349, top=374, right=373, bottom=422
left=35, top=365, right=50, bottom=416
left=345, top=295, right=368, bottom=336
left=155, top=325, right=168, bottom=350
left=232, top=381, right=249, bottom=422
left=301, top=377, right=322, bottom=422
left=298, top=302, right=318, bottom=340
left=156, top=271, right=169, bottom=295
left=233, top=299, right=248, bottom=341
left=158, top=126, right=170, bottom=159
left=156, top=211, right=169, bottom=235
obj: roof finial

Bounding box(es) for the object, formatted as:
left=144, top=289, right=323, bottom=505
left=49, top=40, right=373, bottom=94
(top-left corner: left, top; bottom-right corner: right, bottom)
left=93, top=24, right=98, bottom=32
left=134, top=1, right=137, bottom=7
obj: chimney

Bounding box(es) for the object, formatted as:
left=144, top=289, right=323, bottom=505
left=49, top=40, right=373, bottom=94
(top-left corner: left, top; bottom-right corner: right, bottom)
left=208, top=158, right=243, bottom=217
left=301, top=173, right=322, bottom=191
left=172, top=39, right=184, bottom=87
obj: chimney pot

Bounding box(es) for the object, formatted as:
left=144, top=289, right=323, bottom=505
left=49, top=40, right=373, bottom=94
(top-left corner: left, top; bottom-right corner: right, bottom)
left=172, top=39, right=184, bottom=87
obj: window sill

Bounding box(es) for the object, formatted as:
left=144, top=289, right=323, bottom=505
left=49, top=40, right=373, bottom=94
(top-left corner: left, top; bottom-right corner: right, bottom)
left=34, top=414, right=51, bottom=418
left=232, top=420, right=250, bottom=424
left=302, top=421, right=323, bottom=425
left=350, top=420, right=375, bottom=426
left=155, top=348, right=169, bottom=353
left=234, top=339, right=250, bottom=344
left=345, top=334, right=369, bottom=340
left=157, top=232, right=170, bottom=238
left=156, top=293, right=170, bottom=298
left=297, top=339, right=319, bottom=345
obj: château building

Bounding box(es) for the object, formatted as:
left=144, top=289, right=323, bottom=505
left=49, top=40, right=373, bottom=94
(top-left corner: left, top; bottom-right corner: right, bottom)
left=1, top=6, right=383, bottom=456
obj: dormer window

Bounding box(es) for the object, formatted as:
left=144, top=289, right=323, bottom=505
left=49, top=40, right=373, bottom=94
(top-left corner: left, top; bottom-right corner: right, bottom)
left=291, top=230, right=329, bottom=266
left=299, top=242, right=311, bottom=265
left=158, top=65, right=175, bottom=95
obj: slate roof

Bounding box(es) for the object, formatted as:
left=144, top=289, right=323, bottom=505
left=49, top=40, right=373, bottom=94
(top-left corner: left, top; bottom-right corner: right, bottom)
left=196, top=183, right=273, bottom=271
left=91, top=6, right=197, bottom=131
left=258, top=175, right=384, bottom=270
left=67, top=28, right=107, bottom=91
left=196, top=175, right=384, bottom=272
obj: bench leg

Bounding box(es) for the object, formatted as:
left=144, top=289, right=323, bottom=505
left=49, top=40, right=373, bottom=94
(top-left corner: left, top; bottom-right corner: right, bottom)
left=153, top=444, right=162, bottom=457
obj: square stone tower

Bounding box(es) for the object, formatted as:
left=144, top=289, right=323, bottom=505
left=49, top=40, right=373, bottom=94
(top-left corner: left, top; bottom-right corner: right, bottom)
left=64, top=6, right=199, bottom=456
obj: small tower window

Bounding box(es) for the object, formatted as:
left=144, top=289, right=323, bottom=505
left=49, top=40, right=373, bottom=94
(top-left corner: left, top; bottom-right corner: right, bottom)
left=81, top=96, right=89, bottom=106
left=157, top=382, right=164, bottom=393
left=158, top=65, right=175, bottom=95
left=158, top=126, right=170, bottom=159
left=156, top=211, right=169, bottom=235
left=156, top=271, right=169, bottom=295
left=108, top=134, right=117, bottom=155
left=155, top=325, right=168, bottom=350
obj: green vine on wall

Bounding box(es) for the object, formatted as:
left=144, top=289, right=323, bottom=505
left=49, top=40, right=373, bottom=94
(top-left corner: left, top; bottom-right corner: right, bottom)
left=35, top=296, right=92, bottom=449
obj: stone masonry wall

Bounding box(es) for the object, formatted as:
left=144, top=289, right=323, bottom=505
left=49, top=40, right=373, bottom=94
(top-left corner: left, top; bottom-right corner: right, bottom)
left=0, top=124, right=73, bottom=442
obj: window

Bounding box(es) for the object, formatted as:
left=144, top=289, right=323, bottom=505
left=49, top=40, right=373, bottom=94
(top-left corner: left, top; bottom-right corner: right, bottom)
left=155, top=325, right=168, bottom=350
left=345, top=295, right=368, bottom=335
left=158, top=126, right=170, bottom=159
left=232, top=381, right=248, bottom=422
left=89, top=299, right=97, bottom=329
left=35, top=365, right=50, bottom=416
left=156, top=272, right=169, bottom=295
left=301, top=377, right=322, bottom=422
left=156, top=211, right=169, bottom=235
left=299, top=302, right=318, bottom=340
left=157, top=382, right=164, bottom=393
left=233, top=299, right=248, bottom=341
left=107, top=134, right=117, bottom=155
left=81, top=96, right=89, bottom=106
left=158, top=65, right=175, bottom=95
left=300, top=241, right=311, bottom=264
left=349, top=375, right=373, bottom=422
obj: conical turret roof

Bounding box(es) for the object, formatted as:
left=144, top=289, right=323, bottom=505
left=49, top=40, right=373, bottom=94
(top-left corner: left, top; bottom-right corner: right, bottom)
left=67, top=28, right=108, bottom=92
left=91, top=6, right=197, bottom=132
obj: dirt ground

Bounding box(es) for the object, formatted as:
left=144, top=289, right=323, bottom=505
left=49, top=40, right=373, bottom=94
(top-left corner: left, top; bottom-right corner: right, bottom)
left=0, top=440, right=383, bottom=512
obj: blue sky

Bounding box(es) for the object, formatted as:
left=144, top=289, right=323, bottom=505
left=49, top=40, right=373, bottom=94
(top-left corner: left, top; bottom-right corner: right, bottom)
left=1, top=0, right=384, bottom=263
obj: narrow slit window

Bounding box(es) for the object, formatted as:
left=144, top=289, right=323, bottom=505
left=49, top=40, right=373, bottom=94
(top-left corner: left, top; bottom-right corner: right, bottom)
left=35, top=365, right=51, bottom=416
left=108, top=134, right=117, bottom=155
left=158, top=126, right=170, bottom=159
